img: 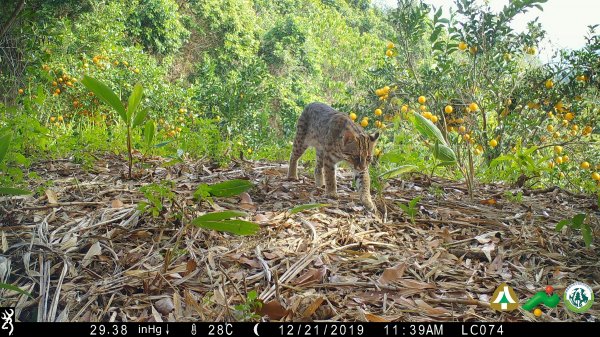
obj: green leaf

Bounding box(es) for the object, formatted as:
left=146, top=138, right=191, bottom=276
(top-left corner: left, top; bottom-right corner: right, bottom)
left=207, top=179, right=253, bottom=197
left=290, top=203, right=329, bottom=214
left=193, top=210, right=248, bottom=221
left=490, top=154, right=517, bottom=167
left=413, top=113, right=446, bottom=145
left=408, top=196, right=422, bottom=208
left=192, top=211, right=259, bottom=236
left=81, top=76, right=127, bottom=122
left=154, top=141, right=172, bottom=148
left=0, top=133, right=11, bottom=164
left=194, top=219, right=260, bottom=235
left=144, top=121, right=155, bottom=146
left=133, top=108, right=149, bottom=128
left=582, top=224, right=592, bottom=247
left=127, top=83, right=144, bottom=123
left=397, top=203, right=410, bottom=213
left=572, top=213, right=586, bottom=227
left=433, top=144, right=457, bottom=164
left=555, top=219, right=571, bottom=231
left=378, top=165, right=418, bottom=180
left=0, top=282, right=32, bottom=297
left=0, top=187, right=31, bottom=196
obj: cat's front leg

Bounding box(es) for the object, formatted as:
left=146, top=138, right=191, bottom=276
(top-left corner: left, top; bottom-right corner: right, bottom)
left=356, top=170, right=375, bottom=211
left=323, top=160, right=338, bottom=198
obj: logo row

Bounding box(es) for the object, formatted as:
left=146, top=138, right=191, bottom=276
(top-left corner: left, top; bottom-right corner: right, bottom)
left=491, top=281, right=594, bottom=316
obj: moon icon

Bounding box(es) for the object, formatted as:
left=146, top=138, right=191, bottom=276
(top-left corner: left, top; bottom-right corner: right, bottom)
left=253, top=323, right=260, bottom=336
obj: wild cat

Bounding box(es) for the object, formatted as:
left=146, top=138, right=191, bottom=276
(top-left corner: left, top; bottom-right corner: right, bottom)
left=288, top=102, right=379, bottom=210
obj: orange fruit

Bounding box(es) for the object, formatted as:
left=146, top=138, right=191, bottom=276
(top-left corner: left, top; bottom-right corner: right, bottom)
left=444, top=105, right=453, bottom=114
left=374, top=108, right=382, bottom=116
left=545, top=79, right=554, bottom=89
left=349, top=112, right=357, bottom=121
left=469, top=102, right=479, bottom=111
left=489, top=139, right=498, bottom=147
left=401, top=105, right=408, bottom=113
left=360, top=118, right=368, bottom=127
left=387, top=42, right=395, bottom=49
left=385, top=49, right=393, bottom=57
left=469, top=46, right=478, bottom=54
left=592, top=172, right=600, bottom=181
left=418, top=96, right=426, bottom=104
left=565, top=112, right=574, bottom=121
left=553, top=146, right=563, bottom=154
left=422, top=111, right=433, bottom=119
left=430, top=115, right=438, bottom=123
left=458, top=41, right=467, bottom=50
left=581, top=162, right=591, bottom=169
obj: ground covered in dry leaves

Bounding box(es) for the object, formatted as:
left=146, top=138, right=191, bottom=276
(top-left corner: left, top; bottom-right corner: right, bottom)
left=1, top=154, right=599, bottom=322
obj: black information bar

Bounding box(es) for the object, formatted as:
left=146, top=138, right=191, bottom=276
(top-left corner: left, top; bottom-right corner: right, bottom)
left=6, top=322, right=598, bottom=337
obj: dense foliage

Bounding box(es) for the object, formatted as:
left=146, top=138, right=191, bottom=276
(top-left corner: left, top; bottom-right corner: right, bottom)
left=1, top=0, right=598, bottom=194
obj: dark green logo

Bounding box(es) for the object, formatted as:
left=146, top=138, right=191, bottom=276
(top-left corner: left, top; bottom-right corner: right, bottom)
left=564, top=282, right=594, bottom=313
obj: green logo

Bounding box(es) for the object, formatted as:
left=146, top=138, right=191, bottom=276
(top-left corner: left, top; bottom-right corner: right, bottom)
left=564, top=282, right=594, bottom=313
left=522, top=286, right=560, bottom=312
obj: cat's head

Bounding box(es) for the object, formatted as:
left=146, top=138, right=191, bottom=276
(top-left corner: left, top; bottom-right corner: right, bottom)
left=342, top=131, right=380, bottom=171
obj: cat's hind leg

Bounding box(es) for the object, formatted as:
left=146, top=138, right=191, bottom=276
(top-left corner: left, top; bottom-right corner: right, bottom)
left=314, top=149, right=325, bottom=187
left=323, top=157, right=338, bottom=198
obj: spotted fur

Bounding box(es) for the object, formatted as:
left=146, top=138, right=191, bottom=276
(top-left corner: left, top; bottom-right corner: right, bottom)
left=288, top=102, right=379, bottom=210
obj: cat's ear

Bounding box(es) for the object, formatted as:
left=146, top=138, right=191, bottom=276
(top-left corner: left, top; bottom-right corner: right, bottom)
left=369, top=132, right=380, bottom=142
left=343, top=130, right=356, bottom=145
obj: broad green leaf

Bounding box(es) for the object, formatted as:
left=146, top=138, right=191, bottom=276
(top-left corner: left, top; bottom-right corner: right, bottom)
left=582, top=224, right=592, bottom=247
left=193, top=219, right=259, bottom=235
left=0, top=187, right=31, bottom=196
left=81, top=76, right=127, bottom=122
left=0, top=133, right=10, bottom=164
left=133, top=108, right=149, bottom=128
left=555, top=219, right=570, bottom=231
left=378, top=165, right=418, bottom=180
left=572, top=213, right=586, bottom=227
left=207, top=179, right=253, bottom=197
left=144, top=121, right=155, bottom=146
left=433, top=144, right=457, bottom=164
left=192, top=211, right=259, bottom=235
left=290, top=203, right=329, bottom=214
left=193, top=210, right=248, bottom=222
left=127, top=83, right=144, bottom=123
left=413, top=113, right=446, bottom=145
left=0, top=282, right=32, bottom=297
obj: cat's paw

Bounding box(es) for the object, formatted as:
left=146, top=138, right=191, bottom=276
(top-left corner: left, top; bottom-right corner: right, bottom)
left=362, top=199, right=376, bottom=212
left=326, top=191, right=339, bottom=199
